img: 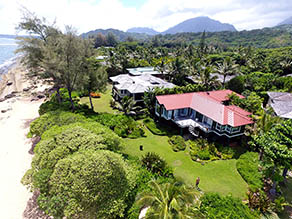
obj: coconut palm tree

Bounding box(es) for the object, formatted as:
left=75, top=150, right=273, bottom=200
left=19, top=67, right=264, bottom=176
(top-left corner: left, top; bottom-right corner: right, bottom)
left=137, top=180, right=204, bottom=219
left=195, top=63, right=219, bottom=90
left=280, top=57, right=292, bottom=76
left=169, top=57, right=189, bottom=86
left=254, top=109, right=281, bottom=136
left=118, top=96, right=142, bottom=116
left=214, top=57, right=238, bottom=88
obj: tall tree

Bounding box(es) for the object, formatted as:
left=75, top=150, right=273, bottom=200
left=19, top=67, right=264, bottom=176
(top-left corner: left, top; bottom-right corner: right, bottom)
left=195, top=62, right=219, bottom=90
left=94, top=33, right=107, bottom=48
left=82, top=57, right=108, bottom=110
left=106, top=32, right=118, bottom=47
left=169, top=56, right=189, bottom=85
left=43, top=26, right=93, bottom=110
left=251, top=119, right=292, bottom=187
left=16, top=10, right=64, bottom=102
left=214, top=57, right=238, bottom=87
left=197, top=31, right=207, bottom=58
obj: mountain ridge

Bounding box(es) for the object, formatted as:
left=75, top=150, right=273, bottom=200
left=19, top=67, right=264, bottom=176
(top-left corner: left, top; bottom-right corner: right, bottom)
left=277, top=16, right=292, bottom=26
left=127, top=27, right=159, bottom=35
left=163, top=16, right=236, bottom=34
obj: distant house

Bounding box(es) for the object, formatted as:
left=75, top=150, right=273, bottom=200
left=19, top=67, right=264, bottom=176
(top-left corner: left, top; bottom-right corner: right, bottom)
left=110, top=74, right=175, bottom=102
left=267, top=92, right=292, bottom=119
left=127, top=67, right=161, bottom=76
left=155, top=90, right=253, bottom=138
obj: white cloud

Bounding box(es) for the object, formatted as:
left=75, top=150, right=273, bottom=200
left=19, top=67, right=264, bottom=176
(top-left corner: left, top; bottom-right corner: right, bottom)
left=0, top=0, right=291, bottom=34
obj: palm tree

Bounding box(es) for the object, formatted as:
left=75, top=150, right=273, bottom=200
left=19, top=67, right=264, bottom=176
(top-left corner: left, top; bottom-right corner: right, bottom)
left=254, top=109, right=281, bottom=136
left=252, top=108, right=282, bottom=161
left=118, top=96, right=142, bottom=115
left=195, top=63, right=219, bottom=90
left=214, top=57, right=238, bottom=88
left=137, top=180, right=203, bottom=219
left=169, top=57, right=189, bottom=86
left=280, top=57, right=292, bottom=76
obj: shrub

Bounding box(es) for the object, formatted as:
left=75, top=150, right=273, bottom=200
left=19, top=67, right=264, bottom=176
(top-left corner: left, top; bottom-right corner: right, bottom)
left=40, top=122, right=122, bottom=152
left=93, top=113, right=145, bottom=138
left=143, top=118, right=168, bottom=136
left=141, top=152, right=173, bottom=177
left=247, top=189, right=274, bottom=214
left=28, top=111, right=87, bottom=137
left=168, top=135, right=186, bottom=152
left=197, top=149, right=211, bottom=160
left=216, top=144, right=237, bottom=159
left=37, top=150, right=137, bottom=218
left=39, top=88, right=86, bottom=115
left=236, top=152, right=263, bottom=190
left=200, top=193, right=259, bottom=219
left=188, top=139, right=238, bottom=162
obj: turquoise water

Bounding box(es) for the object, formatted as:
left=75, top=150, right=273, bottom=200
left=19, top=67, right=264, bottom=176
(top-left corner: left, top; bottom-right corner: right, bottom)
left=0, top=36, right=19, bottom=77
left=0, top=37, right=18, bottom=64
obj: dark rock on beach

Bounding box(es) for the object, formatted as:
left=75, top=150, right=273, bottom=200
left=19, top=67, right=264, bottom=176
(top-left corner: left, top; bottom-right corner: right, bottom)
left=4, top=93, right=16, bottom=99
left=6, top=81, right=13, bottom=86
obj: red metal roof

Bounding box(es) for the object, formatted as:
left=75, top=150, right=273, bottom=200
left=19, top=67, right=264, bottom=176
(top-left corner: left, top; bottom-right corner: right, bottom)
left=156, top=90, right=253, bottom=127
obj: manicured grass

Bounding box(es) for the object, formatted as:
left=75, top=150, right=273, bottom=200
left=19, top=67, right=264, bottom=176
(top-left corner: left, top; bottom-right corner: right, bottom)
left=80, top=85, right=119, bottom=114
left=123, top=127, right=248, bottom=199
left=279, top=178, right=292, bottom=219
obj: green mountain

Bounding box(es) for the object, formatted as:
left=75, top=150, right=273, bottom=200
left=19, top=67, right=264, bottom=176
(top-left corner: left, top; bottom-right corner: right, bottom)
left=151, top=24, right=292, bottom=48
left=163, top=16, right=237, bottom=34
left=127, top=27, right=159, bottom=35
left=81, top=28, right=150, bottom=41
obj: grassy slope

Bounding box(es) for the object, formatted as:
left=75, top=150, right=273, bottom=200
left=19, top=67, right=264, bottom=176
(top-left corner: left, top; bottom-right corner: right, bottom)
left=279, top=178, right=292, bottom=219
left=80, top=85, right=248, bottom=199
left=79, top=85, right=119, bottom=114
left=123, top=127, right=248, bottom=199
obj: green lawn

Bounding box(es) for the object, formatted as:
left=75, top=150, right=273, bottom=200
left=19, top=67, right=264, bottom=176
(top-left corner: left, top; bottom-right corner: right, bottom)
left=80, top=85, right=119, bottom=114
left=279, top=178, right=292, bottom=219
left=123, top=127, right=248, bottom=199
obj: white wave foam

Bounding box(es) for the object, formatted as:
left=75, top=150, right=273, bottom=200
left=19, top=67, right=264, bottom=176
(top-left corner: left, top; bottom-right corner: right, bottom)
left=0, top=55, right=21, bottom=75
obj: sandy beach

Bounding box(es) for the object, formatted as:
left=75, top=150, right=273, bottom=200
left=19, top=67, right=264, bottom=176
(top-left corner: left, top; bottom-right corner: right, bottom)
left=0, top=62, right=51, bottom=219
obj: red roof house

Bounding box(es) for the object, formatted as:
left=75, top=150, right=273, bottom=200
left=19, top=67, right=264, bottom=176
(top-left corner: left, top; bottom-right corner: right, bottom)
left=155, top=90, right=253, bottom=138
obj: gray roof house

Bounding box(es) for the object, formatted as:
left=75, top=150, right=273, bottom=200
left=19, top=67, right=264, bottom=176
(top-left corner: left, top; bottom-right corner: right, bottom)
left=110, top=74, right=175, bottom=102
left=126, top=67, right=162, bottom=76
left=267, top=92, right=292, bottom=119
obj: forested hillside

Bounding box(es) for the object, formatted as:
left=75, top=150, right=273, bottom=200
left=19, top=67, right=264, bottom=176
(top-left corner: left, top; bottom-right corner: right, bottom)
left=149, top=25, right=292, bottom=48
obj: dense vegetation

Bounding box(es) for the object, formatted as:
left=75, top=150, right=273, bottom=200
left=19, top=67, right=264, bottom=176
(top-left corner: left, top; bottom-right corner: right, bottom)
left=17, top=10, right=292, bottom=219
left=200, top=193, right=259, bottom=218
left=236, top=152, right=263, bottom=190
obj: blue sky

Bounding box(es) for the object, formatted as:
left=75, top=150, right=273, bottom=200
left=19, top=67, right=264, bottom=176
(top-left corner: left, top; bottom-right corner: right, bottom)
left=121, top=0, right=146, bottom=8
left=0, top=0, right=291, bottom=34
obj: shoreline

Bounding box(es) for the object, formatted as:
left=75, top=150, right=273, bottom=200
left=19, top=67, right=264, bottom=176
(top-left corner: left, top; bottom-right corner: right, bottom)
left=0, top=61, right=52, bottom=219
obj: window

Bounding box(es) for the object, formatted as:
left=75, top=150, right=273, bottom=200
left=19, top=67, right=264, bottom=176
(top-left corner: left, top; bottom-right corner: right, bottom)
left=226, top=126, right=232, bottom=133
left=167, top=110, right=172, bottom=119
left=179, top=108, right=188, bottom=116
left=231, top=126, right=241, bottom=133
left=191, top=110, right=196, bottom=119
left=216, top=123, right=222, bottom=131
left=203, top=116, right=213, bottom=127
left=155, top=103, right=160, bottom=114
left=163, top=107, right=167, bottom=118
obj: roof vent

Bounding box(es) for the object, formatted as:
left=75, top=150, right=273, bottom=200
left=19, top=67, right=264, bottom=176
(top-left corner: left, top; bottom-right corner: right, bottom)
left=207, top=92, right=210, bottom=95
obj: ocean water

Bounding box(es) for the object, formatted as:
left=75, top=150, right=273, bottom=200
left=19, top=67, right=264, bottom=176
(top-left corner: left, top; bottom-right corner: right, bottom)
left=0, top=36, right=19, bottom=77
